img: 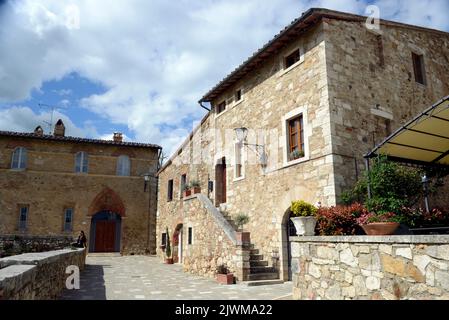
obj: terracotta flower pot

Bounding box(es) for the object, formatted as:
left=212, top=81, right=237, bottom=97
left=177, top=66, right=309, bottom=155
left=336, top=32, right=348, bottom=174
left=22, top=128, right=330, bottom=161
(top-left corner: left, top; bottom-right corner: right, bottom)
left=184, top=189, right=191, bottom=197
left=217, top=273, right=234, bottom=285
left=165, top=258, right=174, bottom=264
left=361, top=222, right=399, bottom=235
left=236, top=231, right=250, bottom=245
left=192, top=186, right=201, bottom=194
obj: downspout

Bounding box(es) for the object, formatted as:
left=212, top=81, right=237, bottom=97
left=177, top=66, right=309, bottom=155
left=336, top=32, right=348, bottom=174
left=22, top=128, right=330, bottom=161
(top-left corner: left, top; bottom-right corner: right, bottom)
left=365, top=157, right=372, bottom=200
left=199, top=100, right=211, bottom=112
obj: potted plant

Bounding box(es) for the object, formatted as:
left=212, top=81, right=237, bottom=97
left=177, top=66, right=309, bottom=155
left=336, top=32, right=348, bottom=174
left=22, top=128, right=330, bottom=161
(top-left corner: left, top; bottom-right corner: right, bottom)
left=190, top=180, right=201, bottom=194
left=216, top=264, right=234, bottom=285
left=234, top=213, right=250, bottom=245
left=182, top=183, right=191, bottom=197
left=289, top=149, right=305, bottom=161
left=165, top=227, right=174, bottom=264
left=356, top=212, right=400, bottom=235
left=290, top=200, right=318, bottom=236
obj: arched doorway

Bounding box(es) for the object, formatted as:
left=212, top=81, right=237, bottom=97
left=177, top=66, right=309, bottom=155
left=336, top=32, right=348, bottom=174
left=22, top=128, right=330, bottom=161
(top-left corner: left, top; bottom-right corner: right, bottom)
left=88, top=188, right=126, bottom=253
left=281, top=207, right=296, bottom=281
left=90, top=211, right=122, bottom=252
left=172, top=224, right=183, bottom=263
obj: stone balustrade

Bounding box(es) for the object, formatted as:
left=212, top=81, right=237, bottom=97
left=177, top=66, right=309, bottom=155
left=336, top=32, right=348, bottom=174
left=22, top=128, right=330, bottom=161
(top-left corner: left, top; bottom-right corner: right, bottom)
left=0, top=248, right=86, bottom=299
left=290, top=235, right=449, bottom=300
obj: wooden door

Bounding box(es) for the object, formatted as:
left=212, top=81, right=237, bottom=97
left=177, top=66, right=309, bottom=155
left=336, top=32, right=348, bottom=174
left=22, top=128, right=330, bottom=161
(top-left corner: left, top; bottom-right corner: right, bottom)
left=95, top=221, right=116, bottom=252
left=215, top=157, right=227, bottom=205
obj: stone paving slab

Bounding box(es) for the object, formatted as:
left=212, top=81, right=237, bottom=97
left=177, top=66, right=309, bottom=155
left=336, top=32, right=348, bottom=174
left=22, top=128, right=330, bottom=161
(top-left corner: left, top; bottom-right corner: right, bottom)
left=60, top=255, right=292, bottom=300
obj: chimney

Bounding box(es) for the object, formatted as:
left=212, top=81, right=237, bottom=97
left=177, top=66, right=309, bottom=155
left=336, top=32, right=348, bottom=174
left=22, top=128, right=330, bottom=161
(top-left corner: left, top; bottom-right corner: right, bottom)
left=113, top=132, right=123, bottom=143
left=53, top=119, right=65, bottom=137
left=33, top=126, right=44, bottom=136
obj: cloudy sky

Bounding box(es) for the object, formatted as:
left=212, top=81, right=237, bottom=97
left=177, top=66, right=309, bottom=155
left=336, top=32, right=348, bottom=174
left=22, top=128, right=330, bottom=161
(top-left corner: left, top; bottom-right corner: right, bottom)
left=1, top=0, right=448, bottom=156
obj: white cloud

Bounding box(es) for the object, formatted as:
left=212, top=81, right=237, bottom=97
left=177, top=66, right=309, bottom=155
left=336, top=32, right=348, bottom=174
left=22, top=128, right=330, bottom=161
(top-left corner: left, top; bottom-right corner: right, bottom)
left=1, top=0, right=448, bottom=156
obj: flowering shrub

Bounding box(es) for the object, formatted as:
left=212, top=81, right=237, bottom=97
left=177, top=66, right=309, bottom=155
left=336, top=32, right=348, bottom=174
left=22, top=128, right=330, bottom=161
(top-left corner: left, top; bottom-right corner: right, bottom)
left=291, top=200, right=317, bottom=217
left=356, top=212, right=399, bottom=225
left=398, top=207, right=449, bottom=227
left=315, top=203, right=367, bottom=235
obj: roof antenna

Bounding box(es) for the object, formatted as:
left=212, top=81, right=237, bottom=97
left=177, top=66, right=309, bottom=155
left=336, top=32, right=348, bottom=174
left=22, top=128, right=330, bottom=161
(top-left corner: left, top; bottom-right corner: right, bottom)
left=38, top=103, right=57, bottom=134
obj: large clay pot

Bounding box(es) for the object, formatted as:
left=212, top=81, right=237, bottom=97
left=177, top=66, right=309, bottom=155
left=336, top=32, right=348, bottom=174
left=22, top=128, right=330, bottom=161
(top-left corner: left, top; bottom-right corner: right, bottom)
left=165, top=258, right=174, bottom=264
left=236, top=231, right=251, bottom=245
left=291, top=217, right=317, bottom=236
left=361, top=222, right=399, bottom=235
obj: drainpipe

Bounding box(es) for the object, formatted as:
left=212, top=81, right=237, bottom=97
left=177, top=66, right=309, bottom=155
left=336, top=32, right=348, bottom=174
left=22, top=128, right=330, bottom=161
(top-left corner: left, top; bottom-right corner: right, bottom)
left=365, top=157, right=372, bottom=200
left=198, top=101, right=211, bottom=112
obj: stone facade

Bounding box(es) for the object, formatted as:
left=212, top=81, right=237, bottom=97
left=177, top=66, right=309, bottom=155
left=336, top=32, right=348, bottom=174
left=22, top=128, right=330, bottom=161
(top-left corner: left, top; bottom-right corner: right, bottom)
left=290, top=236, right=449, bottom=300
left=0, top=128, right=160, bottom=255
left=0, top=248, right=85, bottom=299
left=157, top=10, right=449, bottom=282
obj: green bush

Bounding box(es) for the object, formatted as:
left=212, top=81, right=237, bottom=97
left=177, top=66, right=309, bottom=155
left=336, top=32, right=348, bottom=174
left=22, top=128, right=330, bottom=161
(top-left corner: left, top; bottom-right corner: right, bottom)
left=234, top=213, right=250, bottom=230
left=341, top=156, right=423, bottom=213
left=291, top=200, right=317, bottom=217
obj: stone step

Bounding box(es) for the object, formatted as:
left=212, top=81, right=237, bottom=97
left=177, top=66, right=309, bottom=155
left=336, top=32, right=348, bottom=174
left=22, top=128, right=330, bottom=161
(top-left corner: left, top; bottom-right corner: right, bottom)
left=249, top=254, right=264, bottom=261
left=250, top=260, right=268, bottom=267
left=248, top=272, right=279, bottom=281
left=250, top=266, right=276, bottom=274
left=241, top=279, right=285, bottom=287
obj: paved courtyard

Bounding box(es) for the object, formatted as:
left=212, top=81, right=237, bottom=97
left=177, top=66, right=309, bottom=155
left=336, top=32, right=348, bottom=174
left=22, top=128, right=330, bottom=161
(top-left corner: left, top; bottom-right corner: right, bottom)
left=60, top=255, right=292, bottom=300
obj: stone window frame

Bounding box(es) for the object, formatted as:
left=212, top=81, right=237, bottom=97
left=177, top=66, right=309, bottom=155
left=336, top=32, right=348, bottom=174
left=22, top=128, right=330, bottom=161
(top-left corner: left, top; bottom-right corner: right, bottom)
left=281, top=105, right=310, bottom=168
left=233, top=140, right=246, bottom=182
left=214, top=100, right=227, bottom=119
left=279, top=44, right=305, bottom=77
left=11, top=146, right=27, bottom=170
left=74, top=151, right=89, bottom=174
left=179, top=173, right=187, bottom=199
left=233, top=87, right=244, bottom=108
left=116, top=155, right=131, bottom=176
left=18, top=204, right=29, bottom=232
left=167, top=179, right=174, bottom=202
left=411, top=51, right=426, bottom=86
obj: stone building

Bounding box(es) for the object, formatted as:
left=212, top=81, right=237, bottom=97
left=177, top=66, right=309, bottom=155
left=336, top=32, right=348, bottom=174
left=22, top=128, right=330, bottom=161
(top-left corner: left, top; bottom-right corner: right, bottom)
left=0, top=121, right=161, bottom=255
left=156, top=8, right=449, bottom=283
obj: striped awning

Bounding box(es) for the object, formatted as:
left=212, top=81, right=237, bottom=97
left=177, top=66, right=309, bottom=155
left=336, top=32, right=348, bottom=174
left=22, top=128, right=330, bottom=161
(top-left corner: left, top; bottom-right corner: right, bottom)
left=365, top=96, right=449, bottom=168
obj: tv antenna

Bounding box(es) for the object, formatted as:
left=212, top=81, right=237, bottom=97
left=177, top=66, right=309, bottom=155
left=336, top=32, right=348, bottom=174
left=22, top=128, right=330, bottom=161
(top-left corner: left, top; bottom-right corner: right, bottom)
left=38, top=103, right=57, bottom=134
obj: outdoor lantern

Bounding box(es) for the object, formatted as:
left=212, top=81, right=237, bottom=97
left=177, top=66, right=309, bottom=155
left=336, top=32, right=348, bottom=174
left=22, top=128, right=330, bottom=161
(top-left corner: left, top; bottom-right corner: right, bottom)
left=234, top=127, right=248, bottom=143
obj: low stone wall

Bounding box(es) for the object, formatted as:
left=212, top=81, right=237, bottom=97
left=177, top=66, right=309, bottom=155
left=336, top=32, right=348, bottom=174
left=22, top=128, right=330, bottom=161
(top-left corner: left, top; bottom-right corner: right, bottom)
left=290, top=235, right=449, bottom=300
left=0, top=235, right=74, bottom=258
left=0, top=248, right=85, bottom=299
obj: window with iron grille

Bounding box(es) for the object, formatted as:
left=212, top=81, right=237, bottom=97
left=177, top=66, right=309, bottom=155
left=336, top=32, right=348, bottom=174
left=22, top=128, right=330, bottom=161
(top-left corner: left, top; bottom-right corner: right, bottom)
left=18, top=206, right=28, bottom=231
left=64, top=208, right=73, bottom=232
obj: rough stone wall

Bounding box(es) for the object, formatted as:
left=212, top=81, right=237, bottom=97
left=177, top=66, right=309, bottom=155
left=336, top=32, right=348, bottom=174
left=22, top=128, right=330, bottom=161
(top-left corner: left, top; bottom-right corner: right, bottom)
left=0, top=248, right=85, bottom=299
left=0, top=137, right=159, bottom=255
left=159, top=194, right=249, bottom=281
left=324, top=19, right=449, bottom=202
left=290, top=236, right=449, bottom=300
left=0, top=235, right=74, bottom=258
left=158, top=23, right=333, bottom=280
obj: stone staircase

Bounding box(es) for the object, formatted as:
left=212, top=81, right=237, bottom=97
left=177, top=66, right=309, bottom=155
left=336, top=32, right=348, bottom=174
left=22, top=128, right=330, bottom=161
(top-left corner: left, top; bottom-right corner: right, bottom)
left=221, top=210, right=281, bottom=286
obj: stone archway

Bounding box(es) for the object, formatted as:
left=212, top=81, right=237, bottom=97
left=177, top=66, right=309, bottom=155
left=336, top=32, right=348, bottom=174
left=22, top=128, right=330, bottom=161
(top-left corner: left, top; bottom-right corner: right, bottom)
left=280, top=207, right=296, bottom=281
left=88, top=188, right=126, bottom=253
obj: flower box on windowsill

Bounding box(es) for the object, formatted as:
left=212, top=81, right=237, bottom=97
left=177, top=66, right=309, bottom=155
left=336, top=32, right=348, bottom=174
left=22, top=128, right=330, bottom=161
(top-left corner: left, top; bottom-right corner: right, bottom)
left=191, top=186, right=201, bottom=194
left=289, top=150, right=305, bottom=162
left=183, top=189, right=192, bottom=198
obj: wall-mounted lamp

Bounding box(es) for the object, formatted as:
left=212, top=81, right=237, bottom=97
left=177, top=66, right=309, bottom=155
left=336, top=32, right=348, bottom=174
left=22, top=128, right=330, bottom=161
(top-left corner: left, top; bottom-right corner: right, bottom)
left=234, top=127, right=267, bottom=166
left=143, top=173, right=156, bottom=192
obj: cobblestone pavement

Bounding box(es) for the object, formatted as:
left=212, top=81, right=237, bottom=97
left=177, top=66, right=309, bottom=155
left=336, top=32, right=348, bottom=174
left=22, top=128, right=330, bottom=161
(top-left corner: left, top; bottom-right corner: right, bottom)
left=60, top=255, right=292, bottom=300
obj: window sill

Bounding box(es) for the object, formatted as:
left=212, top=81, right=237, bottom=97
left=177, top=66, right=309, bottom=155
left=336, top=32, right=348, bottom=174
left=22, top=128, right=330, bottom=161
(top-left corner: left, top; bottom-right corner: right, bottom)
left=233, top=99, right=244, bottom=108
left=10, top=168, right=26, bottom=172
left=278, top=59, right=304, bottom=78
left=282, top=156, right=309, bottom=169
left=233, top=176, right=245, bottom=182
left=214, top=108, right=229, bottom=120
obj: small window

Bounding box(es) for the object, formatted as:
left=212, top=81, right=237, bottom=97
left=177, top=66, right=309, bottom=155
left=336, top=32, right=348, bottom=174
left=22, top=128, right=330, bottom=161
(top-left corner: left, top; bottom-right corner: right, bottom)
left=161, top=233, right=167, bottom=246
left=288, top=115, right=304, bottom=161
left=167, top=179, right=174, bottom=201
left=216, top=101, right=226, bottom=114
left=117, top=155, right=130, bottom=176
left=284, top=49, right=300, bottom=69
left=234, top=142, right=243, bottom=179
left=64, top=208, right=73, bottom=232
left=11, top=147, right=27, bottom=170
left=18, top=206, right=28, bottom=231
left=188, top=227, right=193, bottom=245
left=412, top=52, right=426, bottom=85
left=235, top=89, right=242, bottom=102
left=180, top=174, right=187, bottom=198
left=75, top=152, right=88, bottom=173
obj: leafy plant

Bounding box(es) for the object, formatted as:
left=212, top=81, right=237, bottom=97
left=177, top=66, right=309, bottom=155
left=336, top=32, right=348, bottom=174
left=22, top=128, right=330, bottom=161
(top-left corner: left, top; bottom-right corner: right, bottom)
left=182, top=183, right=191, bottom=192
left=290, top=149, right=305, bottom=161
left=356, top=212, right=402, bottom=225
left=165, top=227, right=171, bottom=258
left=291, top=200, right=317, bottom=217
left=216, top=264, right=229, bottom=274
left=315, top=203, right=367, bottom=235
left=340, top=156, right=423, bottom=214
left=234, top=213, right=250, bottom=231
left=190, top=180, right=200, bottom=187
